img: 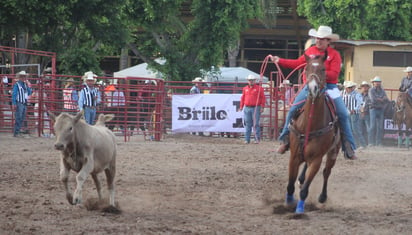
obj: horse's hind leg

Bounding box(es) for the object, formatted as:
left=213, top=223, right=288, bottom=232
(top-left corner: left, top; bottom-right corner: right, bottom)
left=318, top=151, right=337, bottom=203
left=296, top=158, right=322, bottom=213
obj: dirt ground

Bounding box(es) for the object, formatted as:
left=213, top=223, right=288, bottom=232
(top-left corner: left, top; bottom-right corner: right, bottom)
left=1, top=132, right=411, bottom=234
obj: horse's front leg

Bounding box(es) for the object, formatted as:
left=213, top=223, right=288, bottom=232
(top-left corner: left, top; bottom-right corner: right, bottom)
left=286, top=153, right=301, bottom=206
left=405, top=130, right=410, bottom=149
left=397, top=127, right=403, bottom=148
left=318, top=150, right=337, bottom=203
left=298, top=163, right=307, bottom=186
left=60, top=157, right=74, bottom=205
left=297, top=158, right=322, bottom=214
left=73, top=155, right=94, bottom=205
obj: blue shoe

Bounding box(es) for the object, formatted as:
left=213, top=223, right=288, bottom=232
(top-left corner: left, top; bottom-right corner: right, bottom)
left=285, top=193, right=295, bottom=205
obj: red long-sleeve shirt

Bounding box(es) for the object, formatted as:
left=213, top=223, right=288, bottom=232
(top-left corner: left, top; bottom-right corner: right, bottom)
left=278, top=46, right=342, bottom=84
left=240, top=84, right=266, bottom=109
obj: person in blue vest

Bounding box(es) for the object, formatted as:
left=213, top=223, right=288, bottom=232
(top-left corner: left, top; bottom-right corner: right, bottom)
left=78, top=71, right=101, bottom=125
left=12, top=71, right=32, bottom=137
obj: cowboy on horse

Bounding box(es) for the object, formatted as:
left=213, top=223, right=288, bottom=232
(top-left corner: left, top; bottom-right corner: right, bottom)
left=270, top=25, right=357, bottom=160
left=399, top=66, right=412, bottom=96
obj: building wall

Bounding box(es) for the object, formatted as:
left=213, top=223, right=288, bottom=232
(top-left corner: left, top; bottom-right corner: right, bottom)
left=345, top=45, right=412, bottom=89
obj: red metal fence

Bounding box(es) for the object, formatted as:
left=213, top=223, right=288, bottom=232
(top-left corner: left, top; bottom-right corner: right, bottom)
left=0, top=73, right=292, bottom=141
left=2, top=70, right=398, bottom=142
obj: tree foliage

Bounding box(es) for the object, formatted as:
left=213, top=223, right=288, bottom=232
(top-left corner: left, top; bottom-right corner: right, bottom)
left=297, top=0, right=412, bottom=41
left=0, top=0, right=129, bottom=75
left=127, top=0, right=261, bottom=81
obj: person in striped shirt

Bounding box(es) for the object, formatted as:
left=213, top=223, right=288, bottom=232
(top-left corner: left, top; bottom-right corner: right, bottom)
left=78, top=71, right=101, bottom=125
left=342, top=81, right=366, bottom=149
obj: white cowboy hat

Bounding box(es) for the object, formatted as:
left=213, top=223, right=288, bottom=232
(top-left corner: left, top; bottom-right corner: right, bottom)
left=308, top=25, right=340, bottom=41
left=344, top=81, right=357, bottom=88
left=360, top=81, right=370, bottom=87
left=371, top=76, right=382, bottom=82
left=83, top=71, right=97, bottom=82
left=192, top=77, right=204, bottom=82
left=16, top=71, right=28, bottom=78
left=403, top=66, right=412, bottom=73
left=246, top=74, right=257, bottom=80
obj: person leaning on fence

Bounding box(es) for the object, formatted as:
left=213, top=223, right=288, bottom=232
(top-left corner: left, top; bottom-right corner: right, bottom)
left=12, top=71, right=32, bottom=137
left=239, top=74, right=265, bottom=144
left=270, top=25, right=357, bottom=159
left=78, top=71, right=101, bottom=125
left=63, top=78, right=78, bottom=113
left=399, top=66, right=412, bottom=97
left=368, top=76, right=389, bottom=147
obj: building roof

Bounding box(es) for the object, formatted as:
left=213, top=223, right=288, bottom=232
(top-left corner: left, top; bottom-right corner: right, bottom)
left=335, top=39, right=412, bottom=47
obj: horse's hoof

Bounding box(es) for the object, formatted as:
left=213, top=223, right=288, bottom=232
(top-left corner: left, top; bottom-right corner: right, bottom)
left=285, top=194, right=295, bottom=206
left=295, top=200, right=305, bottom=214
left=318, top=194, right=327, bottom=203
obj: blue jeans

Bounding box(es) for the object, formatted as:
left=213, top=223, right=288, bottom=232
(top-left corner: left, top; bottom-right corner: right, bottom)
left=350, top=113, right=367, bottom=147
left=360, top=113, right=370, bottom=145
left=368, top=108, right=384, bottom=146
left=84, top=107, right=96, bottom=125
left=278, top=84, right=356, bottom=151
left=14, top=102, right=27, bottom=135
left=243, top=106, right=261, bottom=143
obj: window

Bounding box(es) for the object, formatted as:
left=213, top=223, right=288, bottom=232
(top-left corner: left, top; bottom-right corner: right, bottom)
left=373, top=51, right=412, bottom=67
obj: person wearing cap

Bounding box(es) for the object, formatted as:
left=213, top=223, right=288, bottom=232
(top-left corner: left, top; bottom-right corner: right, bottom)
left=342, top=81, right=367, bottom=149
left=239, top=74, right=266, bottom=144
left=78, top=71, right=101, bottom=125
left=12, top=71, right=32, bottom=137
left=270, top=25, right=357, bottom=159
left=399, top=66, right=412, bottom=97
left=368, top=76, right=389, bottom=147
left=279, top=80, right=295, bottom=105
left=63, top=78, right=78, bottom=113
left=359, top=81, right=371, bottom=145
left=190, top=77, right=203, bottom=94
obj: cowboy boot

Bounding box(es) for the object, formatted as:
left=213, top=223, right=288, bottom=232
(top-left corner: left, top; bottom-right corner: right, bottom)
left=397, top=136, right=403, bottom=148
left=276, top=135, right=290, bottom=154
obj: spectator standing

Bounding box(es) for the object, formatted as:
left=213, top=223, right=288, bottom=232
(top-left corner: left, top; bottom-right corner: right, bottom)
left=78, top=71, right=100, bottom=125
left=239, top=75, right=265, bottom=144
left=12, top=71, right=32, bottom=137
left=281, top=80, right=295, bottom=105
left=342, top=81, right=367, bottom=149
left=189, top=77, right=204, bottom=136
left=359, top=81, right=371, bottom=145
left=368, top=76, right=389, bottom=147
left=62, top=78, right=78, bottom=113
left=190, top=77, right=203, bottom=94
left=399, top=66, right=412, bottom=96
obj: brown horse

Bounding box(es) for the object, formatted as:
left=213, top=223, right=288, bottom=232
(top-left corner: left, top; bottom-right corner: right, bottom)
left=285, top=53, right=341, bottom=214
left=393, top=92, right=412, bottom=148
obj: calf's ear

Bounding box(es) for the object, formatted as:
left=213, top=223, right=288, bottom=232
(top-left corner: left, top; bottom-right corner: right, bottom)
left=74, top=110, right=84, bottom=123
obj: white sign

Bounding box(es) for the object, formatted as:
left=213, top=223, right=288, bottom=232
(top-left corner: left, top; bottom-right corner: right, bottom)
left=384, top=119, right=405, bottom=131
left=172, top=94, right=245, bottom=132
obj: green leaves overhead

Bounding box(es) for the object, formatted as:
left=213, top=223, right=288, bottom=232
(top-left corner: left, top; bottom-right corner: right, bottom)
left=297, top=0, right=412, bottom=41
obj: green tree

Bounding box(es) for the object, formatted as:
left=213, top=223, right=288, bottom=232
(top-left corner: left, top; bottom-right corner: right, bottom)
left=126, top=0, right=261, bottom=81
left=0, top=0, right=129, bottom=75
left=297, top=0, right=412, bottom=41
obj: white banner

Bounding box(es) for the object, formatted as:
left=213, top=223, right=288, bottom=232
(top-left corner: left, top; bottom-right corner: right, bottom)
left=172, top=94, right=245, bottom=132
